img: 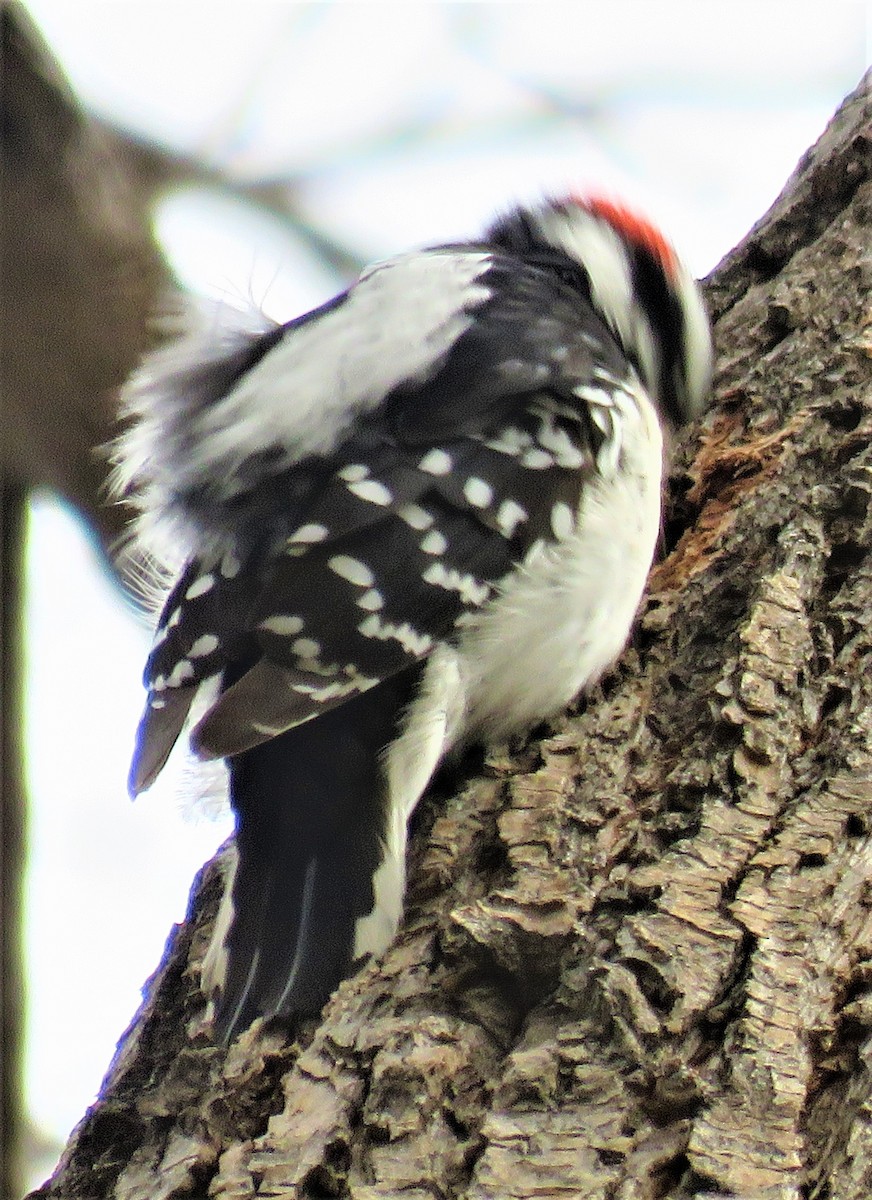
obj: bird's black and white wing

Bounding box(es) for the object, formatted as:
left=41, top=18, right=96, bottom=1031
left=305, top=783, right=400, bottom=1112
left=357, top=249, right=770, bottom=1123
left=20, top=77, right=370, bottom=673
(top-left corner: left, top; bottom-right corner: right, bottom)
left=125, top=248, right=631, bottom=793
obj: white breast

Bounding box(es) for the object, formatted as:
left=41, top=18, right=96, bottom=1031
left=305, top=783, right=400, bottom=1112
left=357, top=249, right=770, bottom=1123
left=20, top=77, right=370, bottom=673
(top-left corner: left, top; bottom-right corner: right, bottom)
left=454, top=379, right=664, bottom=743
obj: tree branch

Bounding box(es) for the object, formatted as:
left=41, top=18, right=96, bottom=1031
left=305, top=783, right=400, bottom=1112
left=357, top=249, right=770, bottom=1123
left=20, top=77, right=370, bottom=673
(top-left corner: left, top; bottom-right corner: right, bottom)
left=0, top=4, right=169, bottom=554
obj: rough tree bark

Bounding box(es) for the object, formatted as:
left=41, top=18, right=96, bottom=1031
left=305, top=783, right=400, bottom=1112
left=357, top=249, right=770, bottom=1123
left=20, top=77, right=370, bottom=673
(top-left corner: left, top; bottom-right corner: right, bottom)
left=22, top=61, right=872, bottom=1200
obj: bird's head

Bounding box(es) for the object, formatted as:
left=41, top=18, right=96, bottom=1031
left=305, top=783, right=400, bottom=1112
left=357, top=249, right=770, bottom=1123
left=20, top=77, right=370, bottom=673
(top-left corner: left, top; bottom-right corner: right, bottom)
left=487, top=194, right=713, bottom=429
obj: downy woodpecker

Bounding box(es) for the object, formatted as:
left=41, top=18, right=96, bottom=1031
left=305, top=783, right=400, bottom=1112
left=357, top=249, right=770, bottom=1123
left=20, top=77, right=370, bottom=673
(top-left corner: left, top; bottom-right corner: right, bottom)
left=119, top=194, right=712, bottom=1043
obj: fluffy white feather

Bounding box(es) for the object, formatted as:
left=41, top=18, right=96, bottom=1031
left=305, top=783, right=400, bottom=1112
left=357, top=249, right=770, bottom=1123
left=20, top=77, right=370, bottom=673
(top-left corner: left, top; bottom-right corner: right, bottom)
left=112, top=296, right=277, bottom=564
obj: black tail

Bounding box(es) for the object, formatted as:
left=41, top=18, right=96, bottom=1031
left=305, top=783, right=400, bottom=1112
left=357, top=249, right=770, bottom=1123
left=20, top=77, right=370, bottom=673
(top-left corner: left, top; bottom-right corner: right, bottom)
left=208, top=665, right=423, bottom=1044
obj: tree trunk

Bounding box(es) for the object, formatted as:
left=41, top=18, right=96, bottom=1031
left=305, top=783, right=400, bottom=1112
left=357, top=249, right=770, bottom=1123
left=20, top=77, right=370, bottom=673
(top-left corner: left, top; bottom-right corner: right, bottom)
left=25, top=68, right=872, bottom=1200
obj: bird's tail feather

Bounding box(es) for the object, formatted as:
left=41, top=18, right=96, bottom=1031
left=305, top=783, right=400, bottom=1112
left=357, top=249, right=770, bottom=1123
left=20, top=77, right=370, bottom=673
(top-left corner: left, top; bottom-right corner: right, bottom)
left=205, top=665, right=425, bottom=1045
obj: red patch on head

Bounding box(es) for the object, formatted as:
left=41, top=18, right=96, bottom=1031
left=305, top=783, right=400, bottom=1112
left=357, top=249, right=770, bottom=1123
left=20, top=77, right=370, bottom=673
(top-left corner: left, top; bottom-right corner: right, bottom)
left=574, top=194, right=678, bottom=277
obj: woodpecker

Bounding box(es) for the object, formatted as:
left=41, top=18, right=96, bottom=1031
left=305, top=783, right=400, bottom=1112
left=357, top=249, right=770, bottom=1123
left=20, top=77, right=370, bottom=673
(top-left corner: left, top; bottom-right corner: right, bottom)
left=119, top=194, right=712, bottom=1044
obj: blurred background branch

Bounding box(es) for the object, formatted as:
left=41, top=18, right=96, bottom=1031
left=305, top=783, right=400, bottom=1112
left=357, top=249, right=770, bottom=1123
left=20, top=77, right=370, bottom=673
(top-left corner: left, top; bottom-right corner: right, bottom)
left=1, top=5, right=168, bottom=548
left=1, top=7, right=166, bottom=1192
